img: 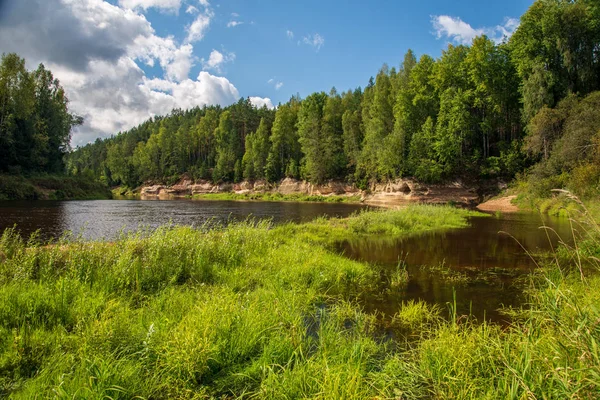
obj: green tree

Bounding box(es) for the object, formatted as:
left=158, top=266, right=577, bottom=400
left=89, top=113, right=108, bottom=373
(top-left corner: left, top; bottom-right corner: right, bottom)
left=251, top=118, right=272, bottom=180
left=266, top=99, right=300, bottom=181
left=297, top=92, right=328, bottom=183
left=358, top=65, right=394, bottom=181
left=213, top=110, right=238, bottom=182
left=320, top=88, right=346, bottom=179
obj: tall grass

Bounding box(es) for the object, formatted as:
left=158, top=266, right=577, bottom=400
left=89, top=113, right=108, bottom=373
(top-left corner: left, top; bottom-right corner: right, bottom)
left=0, top=204, right=598, bottom=398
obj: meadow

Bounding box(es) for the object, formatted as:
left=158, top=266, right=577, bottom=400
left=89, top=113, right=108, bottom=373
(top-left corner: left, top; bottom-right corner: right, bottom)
left=0, top=205, right=598, bottom=399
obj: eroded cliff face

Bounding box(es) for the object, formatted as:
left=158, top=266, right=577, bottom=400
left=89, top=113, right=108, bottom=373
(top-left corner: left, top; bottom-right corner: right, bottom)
left=366, top=180, right=479, bottom=207
left=139, top=177, right=479, bottom=207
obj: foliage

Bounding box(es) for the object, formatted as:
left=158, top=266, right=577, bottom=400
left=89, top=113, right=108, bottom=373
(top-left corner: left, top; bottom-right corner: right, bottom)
left=0, top=54, right=81, bottom=174
left=0, top=174, right=112, bottom=201
left=68, top=1, right=600, bottom=188
left=521, top=91, right=600, bottom=200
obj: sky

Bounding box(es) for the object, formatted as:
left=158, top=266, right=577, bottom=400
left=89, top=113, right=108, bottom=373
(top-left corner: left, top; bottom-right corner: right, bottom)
left=0, top=0, right=533, bottom=146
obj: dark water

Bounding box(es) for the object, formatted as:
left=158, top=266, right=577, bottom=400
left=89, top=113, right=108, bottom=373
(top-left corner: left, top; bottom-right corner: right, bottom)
left=0, top=199, right=369, bottom=241
left=337, top=212, right=574, bottom=323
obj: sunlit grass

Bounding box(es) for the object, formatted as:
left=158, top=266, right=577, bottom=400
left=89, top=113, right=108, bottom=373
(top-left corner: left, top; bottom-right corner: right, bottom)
left=0, top=204, right=599, bottom=398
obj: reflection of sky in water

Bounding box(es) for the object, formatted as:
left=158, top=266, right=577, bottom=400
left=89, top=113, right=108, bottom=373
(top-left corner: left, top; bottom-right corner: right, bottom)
left=0, top=199, right=370, bottom=241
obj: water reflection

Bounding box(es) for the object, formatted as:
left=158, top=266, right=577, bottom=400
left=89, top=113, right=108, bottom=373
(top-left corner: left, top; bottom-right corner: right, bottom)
left=338, top=213, right=574, bottom=323
left=0, top=199, right=369, bottom=241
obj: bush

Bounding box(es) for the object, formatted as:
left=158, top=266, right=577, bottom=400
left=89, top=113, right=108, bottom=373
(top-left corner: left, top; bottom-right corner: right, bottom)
left=569, top=163, right=600, bottom=198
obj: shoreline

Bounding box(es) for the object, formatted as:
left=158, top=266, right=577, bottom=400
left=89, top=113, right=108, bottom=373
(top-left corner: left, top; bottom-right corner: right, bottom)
left=137, top=177, right=482, bottom=209
left=476, top=195, right=519, bottom=213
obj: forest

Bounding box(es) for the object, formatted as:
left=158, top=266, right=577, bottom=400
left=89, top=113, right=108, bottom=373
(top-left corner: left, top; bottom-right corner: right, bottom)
left=0, top=54, right=81, bottom=174
left=4, top=0, right=600, bottom=200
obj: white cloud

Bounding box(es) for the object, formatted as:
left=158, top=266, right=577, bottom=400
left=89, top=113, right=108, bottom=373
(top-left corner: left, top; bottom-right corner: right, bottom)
left=302, top=33, right=325, bottom=51
left=130, top=34, right=195, bottom=82
left=143, top=71, right=240, bottom=111
left=0, top=0, right=270, bottom=146
left=186, top=8, right=214, bottom=43
left=185, top=5, right=198, bottom=14
left=201, top=49, right=235, bottom=73
left=227, top=21, right=243, bottom=28
left=431, top=15, right=519, bottom=45
left=286, top=30, right=294, bottom=39
left=249, top=97, right=274, bottom=109
left=118, top=0, right=181, bottom=12
left=267, top=78, right=284, bottom=91
left=231, top=12, right=240, bottom=18
left=65, top=63, right=242, bottom=145
left=495, top=18, right=520, bottom=40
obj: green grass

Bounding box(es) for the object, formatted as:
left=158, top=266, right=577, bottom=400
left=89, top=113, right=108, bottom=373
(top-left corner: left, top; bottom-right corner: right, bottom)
left=0, top=174, right=112, bottom=200
left=0, top=204, right=599, bottom=398
left=112, top=186, right=140, bottom=199
left=193, top=192, right=362, bottom=203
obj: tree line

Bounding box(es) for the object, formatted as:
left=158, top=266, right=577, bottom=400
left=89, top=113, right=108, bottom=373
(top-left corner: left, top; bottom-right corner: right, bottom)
left=0, top=54, right=81, bottom=174
left=63, top=0, right=600, bottom=192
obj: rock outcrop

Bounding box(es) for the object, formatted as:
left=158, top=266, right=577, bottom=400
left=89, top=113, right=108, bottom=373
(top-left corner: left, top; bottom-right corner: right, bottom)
left=139, top=177, right=479, bottom=208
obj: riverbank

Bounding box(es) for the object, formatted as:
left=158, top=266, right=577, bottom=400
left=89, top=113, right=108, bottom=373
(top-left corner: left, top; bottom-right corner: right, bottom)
left=1, top=205, right=598, bottom=398
left=138, top=177, right=481, bottom=208
left=476, top=195, right=519, bottom=213
left=192, top=192, right=362, bottom=203
left=0, top=174, right=112, bottom=201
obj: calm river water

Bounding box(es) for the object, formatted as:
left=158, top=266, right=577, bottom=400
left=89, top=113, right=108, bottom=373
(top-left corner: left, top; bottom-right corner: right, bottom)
left=0, top=200, right=573, bottom=323
left=338, top=212, right=573, bottom=323
left=0, top=199, right=369, bottom=240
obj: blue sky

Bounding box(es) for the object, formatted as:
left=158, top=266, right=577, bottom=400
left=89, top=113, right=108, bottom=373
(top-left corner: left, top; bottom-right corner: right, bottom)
left=0, top=0, right=533, bottom=144
left=133, top=0, right=532, bottom=105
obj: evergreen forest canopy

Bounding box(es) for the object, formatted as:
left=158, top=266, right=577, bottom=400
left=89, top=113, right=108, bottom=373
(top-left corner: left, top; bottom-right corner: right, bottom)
left=52, top=1, right=600, bottom=195
left=0, top=54, right=82, bottom=174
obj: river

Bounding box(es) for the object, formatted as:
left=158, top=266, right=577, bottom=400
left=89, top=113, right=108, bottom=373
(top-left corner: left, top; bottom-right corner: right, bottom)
left=338, top=212, right=573, bottom=323
left=0, top=199, right=572, bottom=323
left=0, top=199, right=369, bottom=240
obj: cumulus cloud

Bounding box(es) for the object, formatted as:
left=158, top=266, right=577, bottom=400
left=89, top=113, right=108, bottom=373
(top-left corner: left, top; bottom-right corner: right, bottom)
left=431, top=15, right=519, bottom=45
left=66, top=62, right=242, bottom=145
left=301, top=33, right=325, bottom=51
left=0, top=0, right=149, bottom=72
left=286, top=30, right=294, bottom=39
left=249, top=97, right=274, bottom=109
left=186, top=7, right=214, bottom=43
left=130, top=34, right=194, bottom=82
left=0, top=0, right=261, bottom=146
left=119, top=0, right=181, bottom=12
left=185, top=5, right=198, bottom=14
left=201, top=49, right=235, bottom=73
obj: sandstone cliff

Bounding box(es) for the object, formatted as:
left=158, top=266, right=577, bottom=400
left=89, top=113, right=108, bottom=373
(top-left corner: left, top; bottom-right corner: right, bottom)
left=139, top=177, right=479, bottom=208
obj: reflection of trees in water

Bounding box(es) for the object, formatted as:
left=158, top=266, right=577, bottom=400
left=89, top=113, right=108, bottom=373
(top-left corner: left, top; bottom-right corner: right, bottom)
left=340, top=214, right=572, bottom=322
left=0, top=201, right=68, bottom=241
left=340, top=215, right=573, bottom=271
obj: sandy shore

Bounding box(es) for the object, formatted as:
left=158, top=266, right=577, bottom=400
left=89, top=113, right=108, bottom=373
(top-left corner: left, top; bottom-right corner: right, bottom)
left=476, top=195, right=519, bottom=212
